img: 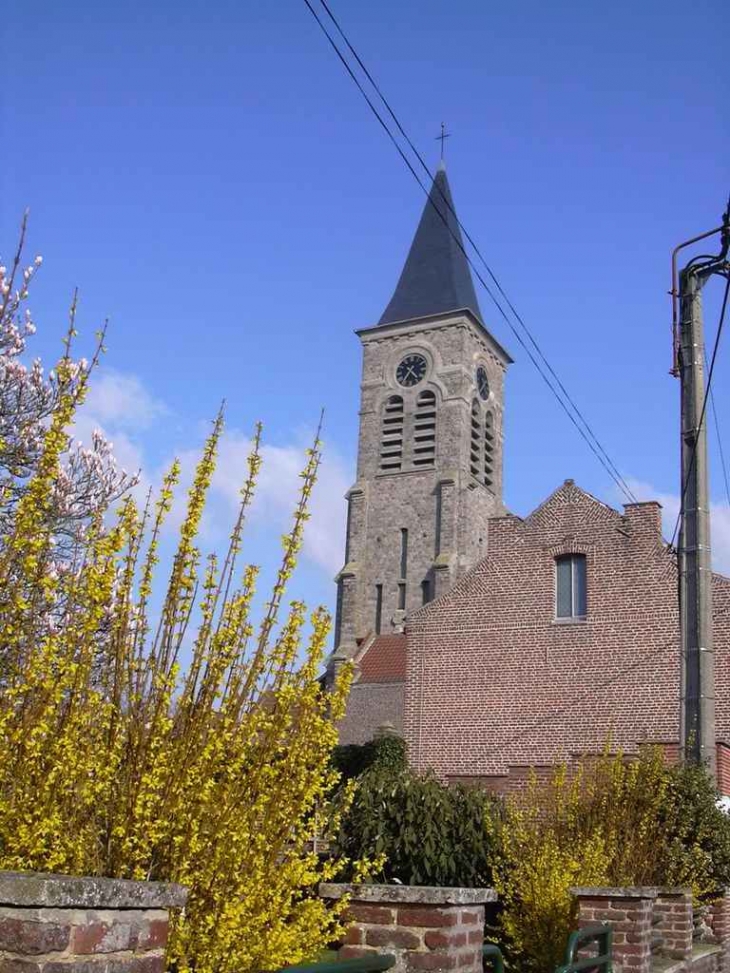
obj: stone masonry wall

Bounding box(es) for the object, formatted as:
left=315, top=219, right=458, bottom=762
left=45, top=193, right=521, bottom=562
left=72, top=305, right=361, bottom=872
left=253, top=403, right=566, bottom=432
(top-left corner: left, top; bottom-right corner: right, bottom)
left=334, top=311, right=508, bottom=658
left=320, top=883, right=495, bottom=973
left=0, top=871, right=186, bottom=973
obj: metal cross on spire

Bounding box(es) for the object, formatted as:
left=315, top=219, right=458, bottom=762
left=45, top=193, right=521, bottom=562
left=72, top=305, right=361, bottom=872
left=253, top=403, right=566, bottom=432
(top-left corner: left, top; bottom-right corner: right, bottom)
left=435, top=122, right=451, bottom=161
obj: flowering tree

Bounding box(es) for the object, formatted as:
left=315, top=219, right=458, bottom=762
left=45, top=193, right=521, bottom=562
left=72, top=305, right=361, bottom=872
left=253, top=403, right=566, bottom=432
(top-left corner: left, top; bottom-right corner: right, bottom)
left=0, top=231, right=360, bottom=972
left=0, top=218, right=134, bottom=556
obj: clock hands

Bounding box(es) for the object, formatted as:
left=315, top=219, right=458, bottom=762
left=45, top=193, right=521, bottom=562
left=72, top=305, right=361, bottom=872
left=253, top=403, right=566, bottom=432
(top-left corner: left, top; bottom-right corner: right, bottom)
left=396, top=353, right=427, bottom=387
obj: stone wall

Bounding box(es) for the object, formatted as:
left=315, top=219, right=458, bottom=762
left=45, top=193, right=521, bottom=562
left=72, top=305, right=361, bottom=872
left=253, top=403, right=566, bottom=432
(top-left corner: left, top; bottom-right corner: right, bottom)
left=0, top=871, right=186, bottom=973
left=320, top=883, right=495, bottom=973
left=333, top=310, right=508, bottom=659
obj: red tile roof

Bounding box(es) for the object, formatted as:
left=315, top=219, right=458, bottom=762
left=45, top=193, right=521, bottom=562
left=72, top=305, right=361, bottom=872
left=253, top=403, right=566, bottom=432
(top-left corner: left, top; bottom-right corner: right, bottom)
left=358, top=634, right=407, bottom=684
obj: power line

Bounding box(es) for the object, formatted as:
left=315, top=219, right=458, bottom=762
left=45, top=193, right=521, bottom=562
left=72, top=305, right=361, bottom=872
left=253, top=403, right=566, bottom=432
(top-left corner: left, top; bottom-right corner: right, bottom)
left=706, top=350, right=730, bottom=509
left=303, top=0, right=637, bottom=504
left=317, top=0, right=635, bottom=503
left=304, top=3, right=730, bottom=759
left=471, top=602, right=730, bottom=764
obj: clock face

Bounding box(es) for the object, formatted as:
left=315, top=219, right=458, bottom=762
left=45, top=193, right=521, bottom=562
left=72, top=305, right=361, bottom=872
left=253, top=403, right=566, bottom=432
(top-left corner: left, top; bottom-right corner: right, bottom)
left=476, top=365, right=490, bottom=400
left=396, top=353, right=427, bottom=387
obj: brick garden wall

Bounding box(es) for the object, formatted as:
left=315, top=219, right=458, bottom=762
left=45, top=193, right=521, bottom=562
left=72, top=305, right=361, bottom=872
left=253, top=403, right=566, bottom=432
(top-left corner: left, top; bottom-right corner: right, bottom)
left=0, top=871, right=186, bottom=973
left=320, top=884, right=495, bottom=973
left=573, top=887, right=728, bottom=973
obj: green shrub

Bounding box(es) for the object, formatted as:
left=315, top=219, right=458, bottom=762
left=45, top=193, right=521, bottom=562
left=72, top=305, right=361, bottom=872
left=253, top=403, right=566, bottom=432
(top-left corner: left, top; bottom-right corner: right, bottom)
left=336, top=761, right=496, bottom=887
left=489, top=748, right=730, bottom=973
left=332, top=733, right=407, bottom=781
left=660, top=760, right=730, bottom=898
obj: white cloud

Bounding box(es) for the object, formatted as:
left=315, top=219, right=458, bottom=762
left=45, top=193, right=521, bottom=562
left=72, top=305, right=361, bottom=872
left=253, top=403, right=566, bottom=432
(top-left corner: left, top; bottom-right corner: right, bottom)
left=175, top=427, right=351, bottom=577
left=81, top=369, right=167, bottom=430
left=69, top=368, right=352, bottom=579
left=624, top=477, right=730, bottom=578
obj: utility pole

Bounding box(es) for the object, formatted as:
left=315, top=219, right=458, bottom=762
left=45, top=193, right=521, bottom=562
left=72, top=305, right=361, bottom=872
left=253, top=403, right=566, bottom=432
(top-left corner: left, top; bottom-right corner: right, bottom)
left=671, top=201, right=730, bottom=777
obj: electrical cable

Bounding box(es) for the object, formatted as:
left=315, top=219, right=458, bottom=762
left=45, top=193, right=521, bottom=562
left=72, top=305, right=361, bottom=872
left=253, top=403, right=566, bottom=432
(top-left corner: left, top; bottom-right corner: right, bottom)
left=303, top=0, right=730, bottom=766
left=316, top=0, right=636, bottom=502
left=706, top=350, right=730, bottom=509
left=461, top=602, right=730, bottom=765
left=304, top=0, right=638, bottom=504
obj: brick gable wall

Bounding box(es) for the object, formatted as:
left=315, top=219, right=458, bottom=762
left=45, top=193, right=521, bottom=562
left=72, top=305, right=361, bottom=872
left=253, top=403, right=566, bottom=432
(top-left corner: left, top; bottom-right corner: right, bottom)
left=404, top=481, right=730, bottom=790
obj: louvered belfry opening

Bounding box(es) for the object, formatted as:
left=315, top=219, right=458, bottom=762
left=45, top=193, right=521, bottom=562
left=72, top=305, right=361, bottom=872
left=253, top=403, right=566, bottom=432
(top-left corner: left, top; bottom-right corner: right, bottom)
left=484, top=411, right=494, bottom=488
left=413, top=389, right=437, bottom=467
left=470, top=400, right=482, bottom=479
left=380, top=395, right=404, bottom=470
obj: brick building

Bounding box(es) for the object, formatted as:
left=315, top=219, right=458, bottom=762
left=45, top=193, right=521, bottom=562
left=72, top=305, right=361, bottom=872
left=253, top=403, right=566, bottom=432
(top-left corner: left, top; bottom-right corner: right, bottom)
left=330, top=165, right=730, bottom=791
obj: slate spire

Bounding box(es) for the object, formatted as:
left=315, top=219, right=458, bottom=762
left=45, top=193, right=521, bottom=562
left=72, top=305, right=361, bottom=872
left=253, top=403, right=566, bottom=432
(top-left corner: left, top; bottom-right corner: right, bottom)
left=379, top=163, right=483, bottom=326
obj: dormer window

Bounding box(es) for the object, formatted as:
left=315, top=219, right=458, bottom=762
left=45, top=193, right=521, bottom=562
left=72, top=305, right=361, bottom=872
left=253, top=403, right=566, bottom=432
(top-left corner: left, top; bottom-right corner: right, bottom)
left=556, top=554, right=587, bottom=619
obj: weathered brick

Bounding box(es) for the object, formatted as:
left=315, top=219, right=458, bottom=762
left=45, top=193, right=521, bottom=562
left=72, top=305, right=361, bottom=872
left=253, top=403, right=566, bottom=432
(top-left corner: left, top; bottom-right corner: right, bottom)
left=424, top=930, right=466, bottom=950
left=0, top=961, right=45, bottom=973
left=136, top=918, right=168, bottom=951
left=72, top=919, right=138, bottom=954
left=43, top=963, right=109, bottom=973
left=342, top=926, right=364, bottom=946
left=339, top=946, right=376, bottom=960
left=406, top=951, right=459, bottom=971
left=396, top=908, right=458, bottom=929
left=106, top=956, right=166, bottom=973
left=615, top=943, right=648, bottom=956
left=347, top=905, right=395, bottom=925
left=0, top=917, right=70, bottom=954
left=366, top=927, right=422, bottom=949
left=455, top=949, right=481, bottom=968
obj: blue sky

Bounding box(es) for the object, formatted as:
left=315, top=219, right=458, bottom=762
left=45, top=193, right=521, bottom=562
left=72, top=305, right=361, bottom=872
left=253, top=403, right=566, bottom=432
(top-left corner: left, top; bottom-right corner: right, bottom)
left=1, top=0, right=729, bottom=635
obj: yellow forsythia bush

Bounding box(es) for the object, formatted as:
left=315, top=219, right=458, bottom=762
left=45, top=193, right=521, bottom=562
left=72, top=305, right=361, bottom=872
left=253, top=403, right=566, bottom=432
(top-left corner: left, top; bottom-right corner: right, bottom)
left=0, top=261, right=359, bottom=972
left=489, top=746, right=730, bottom=973
left=487, top=765, right=611, bottom=973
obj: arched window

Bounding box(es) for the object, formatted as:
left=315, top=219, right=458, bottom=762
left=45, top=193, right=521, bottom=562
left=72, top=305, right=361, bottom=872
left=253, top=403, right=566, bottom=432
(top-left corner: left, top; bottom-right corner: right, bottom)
left=380, top=395, right=404, bottom=471
left=556, top=554, right=587, bottom=619
left=413, top=389, right=436, bottom=467
left=484, top=411, right=494, bottom=488
left=470, top=400, right=482, bottom=479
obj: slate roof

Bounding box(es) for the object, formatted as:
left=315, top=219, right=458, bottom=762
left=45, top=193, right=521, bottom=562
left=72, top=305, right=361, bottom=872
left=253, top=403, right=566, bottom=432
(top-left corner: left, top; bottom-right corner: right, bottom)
left=379, top=163, right=483, bottom=326
left=358, top=634, right=407, bottom=684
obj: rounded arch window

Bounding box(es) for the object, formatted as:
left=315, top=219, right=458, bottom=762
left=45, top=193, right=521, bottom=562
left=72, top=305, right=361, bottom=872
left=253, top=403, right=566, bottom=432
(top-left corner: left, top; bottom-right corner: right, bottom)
left=484, top=411, right=494, bottom=488
left=379, top=394, right=404, bottom=471
left=413, top=389, right=436, bottom=467
left=470, top=399, right=482, bottom=479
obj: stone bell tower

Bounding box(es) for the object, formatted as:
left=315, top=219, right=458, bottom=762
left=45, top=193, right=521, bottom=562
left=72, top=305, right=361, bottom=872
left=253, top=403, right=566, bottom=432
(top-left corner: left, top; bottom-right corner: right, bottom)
left=331, top=163, right=511, bottom=665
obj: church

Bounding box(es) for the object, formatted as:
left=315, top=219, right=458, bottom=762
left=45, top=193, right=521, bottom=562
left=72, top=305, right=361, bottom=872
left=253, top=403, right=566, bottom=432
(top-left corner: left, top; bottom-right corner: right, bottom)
left=327, top=164, right=730, bottom=795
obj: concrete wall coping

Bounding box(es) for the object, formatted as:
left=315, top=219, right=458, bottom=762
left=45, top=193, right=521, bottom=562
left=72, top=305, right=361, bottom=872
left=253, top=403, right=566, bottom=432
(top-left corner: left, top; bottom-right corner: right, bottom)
left=690, top=945, right=723, bottom=959
left=320, top=883, right=497, bottom=905
left=0, top=871, right=188, bottom=910
left=571, top=886, right=659, bottom=899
